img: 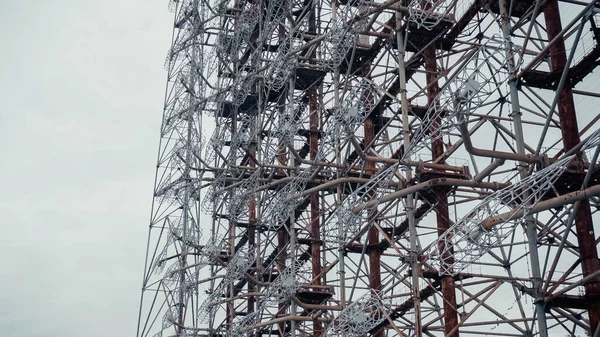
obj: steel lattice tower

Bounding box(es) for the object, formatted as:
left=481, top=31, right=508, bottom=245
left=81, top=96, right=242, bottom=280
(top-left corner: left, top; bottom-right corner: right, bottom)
left=137, top=0, right=600, bottom=336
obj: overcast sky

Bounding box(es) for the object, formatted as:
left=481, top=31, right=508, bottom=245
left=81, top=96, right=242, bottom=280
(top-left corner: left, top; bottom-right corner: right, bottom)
left=0, top=2, right=173, bottom=336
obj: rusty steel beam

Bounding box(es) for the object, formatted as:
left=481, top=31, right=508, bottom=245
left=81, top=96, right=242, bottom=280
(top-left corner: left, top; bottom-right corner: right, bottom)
left=308, top=7, right=324, bottom=327
left=424, top=44, right=460, bottom=337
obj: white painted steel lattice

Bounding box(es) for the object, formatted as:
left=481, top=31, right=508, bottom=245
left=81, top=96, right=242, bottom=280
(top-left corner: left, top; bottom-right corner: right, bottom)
left=137, top=0, right=600, bottom=336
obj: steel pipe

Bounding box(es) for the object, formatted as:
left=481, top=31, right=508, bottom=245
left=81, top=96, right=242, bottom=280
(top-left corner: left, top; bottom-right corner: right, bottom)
left=481, top=184, right=600, bottom=230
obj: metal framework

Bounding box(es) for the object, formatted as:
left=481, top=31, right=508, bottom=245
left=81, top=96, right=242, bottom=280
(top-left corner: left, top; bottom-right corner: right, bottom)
left=136, top=0, right=600, bottom=336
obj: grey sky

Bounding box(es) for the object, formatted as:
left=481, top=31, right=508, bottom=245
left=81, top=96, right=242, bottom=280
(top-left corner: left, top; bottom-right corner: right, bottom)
left=0, top=2, right=172, bottom=336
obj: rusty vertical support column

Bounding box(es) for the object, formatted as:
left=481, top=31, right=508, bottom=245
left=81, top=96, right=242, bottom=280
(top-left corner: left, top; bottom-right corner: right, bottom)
left=309, top=87, right=323, bottom=337
left=543, top=1, right=600, bottom=334
left=248, top=199, right=256, bottom=308
left=307, top=4, right=323, bottom=336
left=309, top=87, right=323, bottom=336
left=361, top=60, right=384, bottom=337
left=248, top=137, right=257, bottom=315
left=366, top=116, right=383, bottom=337
left=424, top=46, right=460, bottom=337
left=365, top=112, right=381, bottom=297
left=276, top=226, right=289, bottom=336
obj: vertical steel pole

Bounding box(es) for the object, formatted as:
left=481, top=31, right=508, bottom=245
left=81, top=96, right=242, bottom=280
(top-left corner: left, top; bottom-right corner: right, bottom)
left=308, top=1, right=323, bottom=334
left=424, top=43, right=460, bottom=337
left=498, top=0, right=549, bottom=335
left=396, top=11, right=422, bottom=337
left=288, top=75, right=298, bottom=337
left=331, top=0, right=347, bottom=310
left=309, top=4, right=323, bottom=335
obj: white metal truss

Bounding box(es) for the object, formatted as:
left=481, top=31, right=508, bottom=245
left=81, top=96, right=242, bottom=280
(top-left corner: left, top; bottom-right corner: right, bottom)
left=428, top=155, right=575, bottom=275
left=324, top=290, right=390, bottom=337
